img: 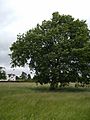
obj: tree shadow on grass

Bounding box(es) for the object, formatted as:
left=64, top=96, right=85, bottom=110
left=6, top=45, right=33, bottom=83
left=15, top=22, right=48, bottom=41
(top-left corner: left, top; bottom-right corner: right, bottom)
left=31, top=86, right=90, bottom=93
left=31, top=86, right=50, bottom=93
left=58, top=87, right=90, bottom=93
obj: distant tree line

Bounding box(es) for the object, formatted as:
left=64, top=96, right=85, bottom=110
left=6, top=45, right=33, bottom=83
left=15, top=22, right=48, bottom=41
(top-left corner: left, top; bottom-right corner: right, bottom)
left=0, top=66, right=31, bottom=81
left=0, top=67, right=6, bottom=80
left=16, top=71, right=31, bottom=81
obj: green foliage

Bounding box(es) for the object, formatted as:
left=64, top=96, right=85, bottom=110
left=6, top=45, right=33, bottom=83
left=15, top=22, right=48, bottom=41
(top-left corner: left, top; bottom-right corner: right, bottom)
left=27, top=74, right=31, bottom=80
left=20, top=71, right=27, bottom=80
left=0, top=67, right=6, bottom=79
left=10, top=12, right=90, bottom=89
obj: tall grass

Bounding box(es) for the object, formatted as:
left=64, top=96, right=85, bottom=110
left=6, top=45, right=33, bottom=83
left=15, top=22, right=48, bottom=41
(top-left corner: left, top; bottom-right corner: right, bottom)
left=0, top=82, right=90, bottom=120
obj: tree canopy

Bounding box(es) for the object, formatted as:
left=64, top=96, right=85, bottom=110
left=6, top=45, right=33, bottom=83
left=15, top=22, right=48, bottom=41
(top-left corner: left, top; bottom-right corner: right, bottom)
left=10, top=12, right=90, bottom=89
left=20, top=71, right=28, bottom=80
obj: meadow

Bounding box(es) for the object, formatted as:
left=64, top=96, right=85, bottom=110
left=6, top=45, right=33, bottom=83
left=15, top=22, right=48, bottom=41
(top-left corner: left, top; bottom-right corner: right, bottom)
left=0, top=82, right=90, bottom=120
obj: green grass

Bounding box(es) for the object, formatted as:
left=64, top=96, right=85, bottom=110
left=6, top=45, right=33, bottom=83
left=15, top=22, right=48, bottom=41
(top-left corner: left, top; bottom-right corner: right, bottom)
left=0, top=82, right=90, bottom=120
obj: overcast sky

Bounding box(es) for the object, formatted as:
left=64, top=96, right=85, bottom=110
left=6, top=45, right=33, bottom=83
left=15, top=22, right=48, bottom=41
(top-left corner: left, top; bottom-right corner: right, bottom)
left=0, top=0, right=90, bottom=76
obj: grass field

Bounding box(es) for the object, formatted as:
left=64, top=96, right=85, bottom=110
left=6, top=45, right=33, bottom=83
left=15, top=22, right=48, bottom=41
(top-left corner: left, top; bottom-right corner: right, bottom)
left=0, top=82, right=90, bottom=120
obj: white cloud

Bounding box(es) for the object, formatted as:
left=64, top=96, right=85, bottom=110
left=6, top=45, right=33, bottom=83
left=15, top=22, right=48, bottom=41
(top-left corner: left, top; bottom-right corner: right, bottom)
left=2, top=0, right=90, bottom=33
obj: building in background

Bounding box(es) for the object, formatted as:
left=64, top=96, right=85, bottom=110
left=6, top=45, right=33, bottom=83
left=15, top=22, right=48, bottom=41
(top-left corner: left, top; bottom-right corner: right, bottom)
left=7, top=74, right=16, bottom=81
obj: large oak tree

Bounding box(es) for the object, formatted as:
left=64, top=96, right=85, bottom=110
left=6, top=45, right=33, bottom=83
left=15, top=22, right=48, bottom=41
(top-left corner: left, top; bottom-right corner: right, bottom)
left=10, top=12, right=90, bottom=89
